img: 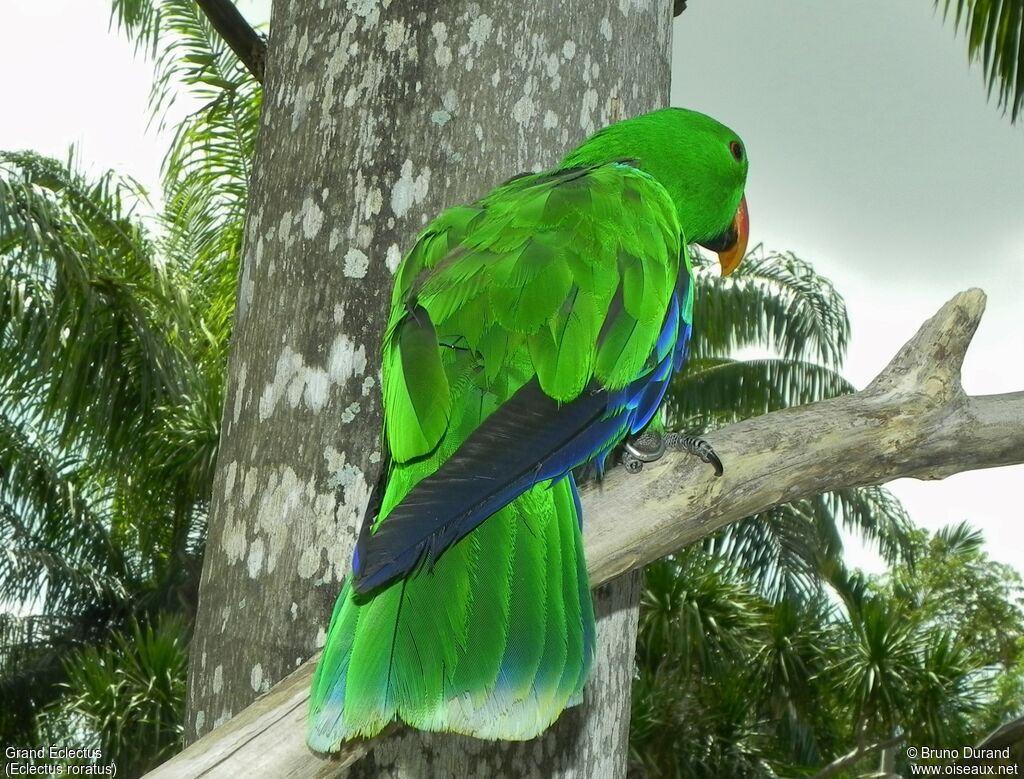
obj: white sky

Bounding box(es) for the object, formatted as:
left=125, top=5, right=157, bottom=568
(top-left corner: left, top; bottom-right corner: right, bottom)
left=1, top=1, right=1020, bottom=573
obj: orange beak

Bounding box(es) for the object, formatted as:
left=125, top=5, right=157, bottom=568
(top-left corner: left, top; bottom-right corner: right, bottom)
left=697, top=196, right=749, bottom=276
left=717, top=196, right=748, bottom=276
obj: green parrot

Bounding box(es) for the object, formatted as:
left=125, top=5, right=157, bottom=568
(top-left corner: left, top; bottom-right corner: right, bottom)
left=307, top=107, right=749, bottom=748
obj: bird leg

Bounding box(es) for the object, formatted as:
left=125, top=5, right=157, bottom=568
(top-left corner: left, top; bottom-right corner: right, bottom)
left=621, top=430, right=724, bottom=477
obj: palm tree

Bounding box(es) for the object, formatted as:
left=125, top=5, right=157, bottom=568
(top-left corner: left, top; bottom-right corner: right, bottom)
left=0, top=0, right=257, bottom=763
left=0, top=151, right=196, bottom=748
left=0, top=149, right=204, bottom=757
left=630, top=533, right=1010, bottom=777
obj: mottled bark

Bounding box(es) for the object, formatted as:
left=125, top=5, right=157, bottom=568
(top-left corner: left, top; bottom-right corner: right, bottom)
left=185, top=1, right=672, bottom=776
left=150, top=289, right=1024, bottom=779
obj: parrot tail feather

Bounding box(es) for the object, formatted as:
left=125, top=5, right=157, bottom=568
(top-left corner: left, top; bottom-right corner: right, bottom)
left=307, top=474, right=595, bottom=749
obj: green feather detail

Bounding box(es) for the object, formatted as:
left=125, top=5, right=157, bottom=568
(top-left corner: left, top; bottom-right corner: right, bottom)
left=532, top=484, right=568, bottom=715
left=527, top=287, right=599, bottom=401
left=447, top=504, right=515, bottom=706
left=490, top=247, right=574, bottom=333
left=498, top=489, right=549, bottom=704
left=382, top=306, right=451, bottom=463
left=595, top=306, right=648, bottom=389
left=341, top=581, right=403, bottom=736
left=477, top=325, right=521, bottom=385
left=681, top=244, right=695, bottom=324
left=552, top=478, right=589, bottom=705
left=568, top=496, right=596, bottom=707
left=392, top=528, right=474, bottom=731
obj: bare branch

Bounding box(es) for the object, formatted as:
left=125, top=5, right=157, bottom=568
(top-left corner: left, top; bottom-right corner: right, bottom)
left=583, top=288, right=1024, bottom=586
left=143, top=289, right=1024, bottom=777
left=195, top=0, right=266, bottom=83
left=809, top=734, right=905, bottom=779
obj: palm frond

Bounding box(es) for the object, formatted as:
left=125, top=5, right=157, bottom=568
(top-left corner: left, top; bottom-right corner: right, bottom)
left=831, top=595, right=919, bottom=729
left=638, top=549, right=764, bottom=676
left=932, top=519, right=986, bottom=555
left=0, top=402, right=132, bottom=616
left=754, top=595, right=837, bottom=767
left=706, top=501, right=837, bottom=603
left=829, top=486, right=915, bottom=566
left=109, top=0, right=162, bottom=54
left=38, top=615, right=188, bottom=776
left=154, top=0, right=261, bottom=351
left=691, top=246, right=851, bottom=369
left=0, top=151, right=192, bottom=466
left=107, top=0, right=260, bottom=357
left=667, top=357, right=853, bottom=431
left=909, top=631, right=991, bottom=746
left=938, top=0, right=1024, bottom=121
left=705, top=487, right=913, bottom=603
left=152, top=0, right=257, bottom=111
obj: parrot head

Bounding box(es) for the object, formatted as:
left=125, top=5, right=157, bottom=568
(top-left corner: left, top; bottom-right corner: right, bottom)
left=560, top=107, right=749, bottom=275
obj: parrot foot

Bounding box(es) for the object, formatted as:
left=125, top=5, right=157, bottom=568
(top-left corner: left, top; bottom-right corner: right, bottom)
left=621, top=431, right=724, bottom=477
left=621, top=430, right=666, bottom=473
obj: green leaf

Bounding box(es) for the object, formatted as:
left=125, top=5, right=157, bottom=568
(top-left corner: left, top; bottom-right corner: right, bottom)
left=938, top=0, right=1024, bottom=121
left=38, top=615, right=188, bottom=776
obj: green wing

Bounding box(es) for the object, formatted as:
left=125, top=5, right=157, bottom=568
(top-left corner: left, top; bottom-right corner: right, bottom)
left=382, top=162, right=683, bottom=464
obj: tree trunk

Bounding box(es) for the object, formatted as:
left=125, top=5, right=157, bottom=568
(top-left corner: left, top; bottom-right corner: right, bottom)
left=185, top=1, right=672, bottom=776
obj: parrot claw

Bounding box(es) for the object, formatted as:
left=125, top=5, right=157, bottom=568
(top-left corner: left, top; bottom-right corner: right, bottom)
left=622, top=455, right=645, bottom=474
left=666, top=432, right=724, bottom=477
left=621, top=431, right=724, bottom=477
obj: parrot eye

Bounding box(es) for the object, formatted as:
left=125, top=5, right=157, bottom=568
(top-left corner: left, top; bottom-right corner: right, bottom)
left=729, top=141, right=744, bottom=162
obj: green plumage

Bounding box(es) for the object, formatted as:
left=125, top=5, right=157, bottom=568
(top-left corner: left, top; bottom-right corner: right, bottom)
left=308, top=108, right=749, bottom=748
